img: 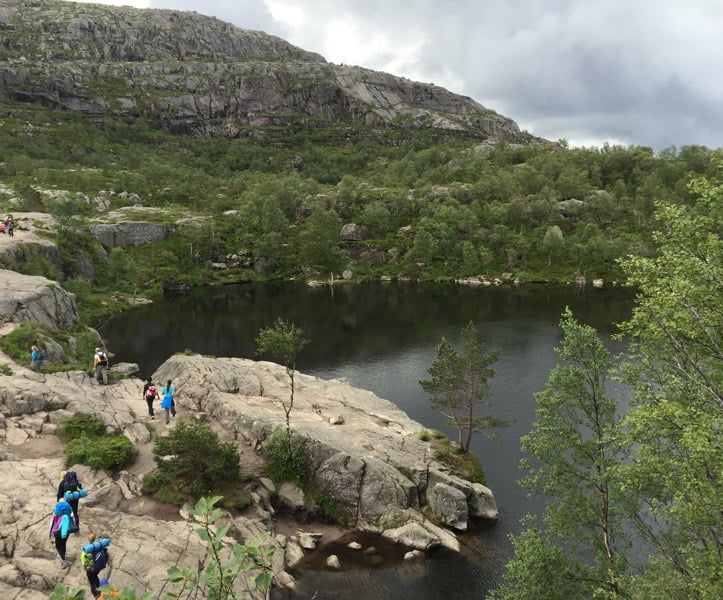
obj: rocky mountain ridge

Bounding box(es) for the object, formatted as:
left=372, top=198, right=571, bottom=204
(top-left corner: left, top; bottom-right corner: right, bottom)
left=0, top=0, right=532, bottom=141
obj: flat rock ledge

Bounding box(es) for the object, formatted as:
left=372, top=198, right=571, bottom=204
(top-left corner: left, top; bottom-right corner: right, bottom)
left=0, top=353, right=498, bottom=599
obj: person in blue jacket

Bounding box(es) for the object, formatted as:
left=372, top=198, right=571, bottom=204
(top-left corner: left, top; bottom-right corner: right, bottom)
left=161, top=379, right=176, bottom=424
left=49, top=501, right=73, bottom=568
left=31, top=345, right=44, bottom=370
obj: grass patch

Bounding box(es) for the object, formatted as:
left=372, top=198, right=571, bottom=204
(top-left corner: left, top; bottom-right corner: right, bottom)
left=0, top=321, right=101, bottom=371
left=428, top=432, right=486, bottom=485
left=315, top=494, right=347, bottom=526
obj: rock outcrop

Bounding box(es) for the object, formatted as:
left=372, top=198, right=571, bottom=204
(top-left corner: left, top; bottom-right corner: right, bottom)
left=0, top=350, right=497, bottom=598
left=0, top=269, right=78, bottom=330
left=0, top=213, right=63, bottom=273
left=0, top=0, right=534, bottom=143
left=154, top=354, right=498, bottom=533
left=89, top=222, right=171, bottom=248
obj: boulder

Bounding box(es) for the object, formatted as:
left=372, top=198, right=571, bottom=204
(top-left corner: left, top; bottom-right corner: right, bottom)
left=428, top=483, right=468, bottom=530
left=278, top=482, right=305, bottom=512
left=110, top=362, right=140, bottom=376
left=0, top=270, right=78, bottom=330
left=298, top=532, right=322, bottom=550
left=340, top=224, right=369, bottom=242
left=284, top=539, right=304, bottom=568
left=468, top=483, right=499, bottom=520
left=89, top=222, right=170, bottom=248
left=382, top=522, right=440, bottom=551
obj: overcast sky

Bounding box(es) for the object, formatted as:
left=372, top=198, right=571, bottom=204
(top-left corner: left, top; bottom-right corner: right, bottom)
left=74, top=0, right=722, bottom=150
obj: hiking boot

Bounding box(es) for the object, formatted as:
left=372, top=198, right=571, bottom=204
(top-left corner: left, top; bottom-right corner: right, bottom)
left=60, top=559, right=69, bottom=568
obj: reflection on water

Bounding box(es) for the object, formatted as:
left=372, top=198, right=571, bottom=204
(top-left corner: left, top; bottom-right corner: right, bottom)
left=101, top=281, right=633, bottom=598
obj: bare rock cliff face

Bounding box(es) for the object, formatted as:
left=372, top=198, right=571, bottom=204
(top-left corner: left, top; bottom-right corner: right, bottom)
left=0, top=0, right=531, bottom=142
left=0, top=269, right=78, bottom=330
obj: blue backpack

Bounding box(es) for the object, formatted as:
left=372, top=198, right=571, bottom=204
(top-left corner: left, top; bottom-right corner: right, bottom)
left=90, top=547, right=108, bottom=572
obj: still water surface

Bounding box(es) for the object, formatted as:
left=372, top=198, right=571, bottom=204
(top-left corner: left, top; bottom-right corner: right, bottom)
left=101, top=281, right=634, bottom=599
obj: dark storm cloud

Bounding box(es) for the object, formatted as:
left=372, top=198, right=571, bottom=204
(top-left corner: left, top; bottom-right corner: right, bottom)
left=140, top=0, right=723, bottom=149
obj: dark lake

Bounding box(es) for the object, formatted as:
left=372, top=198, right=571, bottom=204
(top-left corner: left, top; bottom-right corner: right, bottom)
left=100, top=281, right=634, bottom=599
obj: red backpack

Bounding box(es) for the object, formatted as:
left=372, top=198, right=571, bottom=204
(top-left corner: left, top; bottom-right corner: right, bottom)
left=145, top=384, right=157, bottom=399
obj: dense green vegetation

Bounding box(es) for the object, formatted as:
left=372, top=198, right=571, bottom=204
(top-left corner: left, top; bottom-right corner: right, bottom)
left=493, top=172, right=723, bottom=599
left=1, top=100, right=721, bottom=598
left=58, top=412, right=138, bottom=473
left=1, top=103, right=721, bottom=315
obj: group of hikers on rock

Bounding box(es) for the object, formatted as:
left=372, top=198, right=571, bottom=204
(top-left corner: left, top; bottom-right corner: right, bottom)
left=30, top=342, right=180, bottom=425
left=26, top=336, right=182, bottom=595
left=42, top=372, right=178, bottom=596
left=143, top=376, right=176, bottom=424
left=50, top=471, right=115, bottom=598
left=0, top=215, right=14, bottom=236
left=29, top=345, right=112, bottom=385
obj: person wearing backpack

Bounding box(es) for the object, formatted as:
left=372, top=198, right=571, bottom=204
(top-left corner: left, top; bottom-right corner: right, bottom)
left=31, top=345, right=45, bottom=370
left=49, top=501, right=73, bottom=568
left=161, top=379, right=176, bottom=425
left=81, top=533, right=109, bottom=598
left=142, top=377, right=157, bottom=418
left=93, top=347, right=109, bottom=385
left=57, top=470, right=83, bottom=531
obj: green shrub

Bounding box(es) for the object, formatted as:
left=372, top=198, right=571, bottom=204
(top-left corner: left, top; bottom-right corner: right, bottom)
left=142, top=419, right=241, bottom=505
left=0, top=364, right=11, bottom=376
left=419, top=430, right=431, bottom=441
left=315, top=494, right=347, bottom=525
left=262, top=427, right=310, bottom=485
left=57, top=412, right=107, bottom=441
left=64, top=434, right=138, bottom=472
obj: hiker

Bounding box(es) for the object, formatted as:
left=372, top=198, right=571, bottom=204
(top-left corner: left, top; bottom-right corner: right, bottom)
left=57, top=470, right=83, bottom=531
left=93, top=347, right=109, bottom=385
left=49, top=501, right=73, bottom=568
left=161, top=379, right=176, bottom=424
left=142, top=377, right=157, bottom=418
left=81, top=533, right=109, bottom=598
left=7, top=219, right=13, bottom=237
left=31, top=345, right=45, bottom=370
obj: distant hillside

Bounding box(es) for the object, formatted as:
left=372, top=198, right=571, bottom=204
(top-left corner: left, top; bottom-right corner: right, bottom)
left=0, top=0, right=535, bottom=142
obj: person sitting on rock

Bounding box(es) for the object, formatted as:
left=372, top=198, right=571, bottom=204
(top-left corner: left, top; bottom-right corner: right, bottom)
left=93, top=347, right=109, bottom=385
left=56, top=470, right=83, bottom=531
left=49, top=501, right=73, bottom=568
